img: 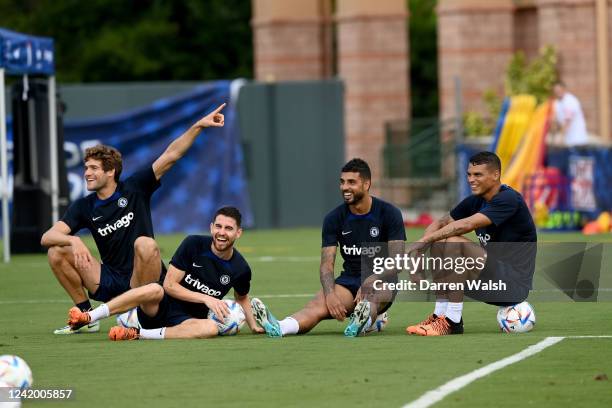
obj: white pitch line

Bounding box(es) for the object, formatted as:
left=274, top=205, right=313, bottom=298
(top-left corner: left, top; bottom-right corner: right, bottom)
left=251, top=256, right=319, bottom=262
left=0, top=299, right=71, bottom=305
left=0, top=293, right=316, bottom=305
left=403, top=336, right=565, bottom=408
left=257, top=293, right=314, bottom=298
left=529, top=288, right=612, bottom=292
left=0, top=256, right=319, bottom=269
left=566, top=335, right=612, bottom=339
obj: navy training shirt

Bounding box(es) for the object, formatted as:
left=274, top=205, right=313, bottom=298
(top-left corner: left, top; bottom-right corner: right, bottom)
left=60, top=165, right=160, bottom=273
left=450, top=184, right=537, bottom=286
left=322, top=196, right=406, bottom=277
left=169, top=235, right=251, bottom=319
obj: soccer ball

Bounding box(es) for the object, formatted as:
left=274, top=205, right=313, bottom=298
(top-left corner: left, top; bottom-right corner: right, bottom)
left=117, top=307, right=141, bottom=329
left=207, top=300, right=246, bottom=336
left=497, top=301, right=536, bottom=333
left=365, top=312, right=389, bottom=334
left=0, top=355, right=33, bottom=389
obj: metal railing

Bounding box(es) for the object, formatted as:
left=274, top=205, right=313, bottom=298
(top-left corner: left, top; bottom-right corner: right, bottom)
left=381, top=117, right=460, bottom=210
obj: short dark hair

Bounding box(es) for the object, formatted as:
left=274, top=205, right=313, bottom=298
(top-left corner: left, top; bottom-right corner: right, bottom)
left=84, top=145, right=122, bottom=182
left=469, top=151, right=501, bottom=172
left=213, top=206, right=242, bottom=227
left=553, top=80, right=565, bottom=88
left=341, top=158, right=371, bottom=181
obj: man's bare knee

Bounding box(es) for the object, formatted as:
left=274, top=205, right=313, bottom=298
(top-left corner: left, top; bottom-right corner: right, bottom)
left=47, top=246, right=70, bottom=267
left=143, top=283, right=164, bottom=302
left=134, top=237, right=159, bottom=259
left=430, top=236, right=468, bottom=258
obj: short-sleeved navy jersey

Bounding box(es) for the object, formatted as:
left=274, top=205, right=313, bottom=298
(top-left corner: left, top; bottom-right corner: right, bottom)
left=450, top=185, right=537, bottom=287
left=169, top=235, right=251, bottom=319
left=322, top=197, right=406, bottom=277
left=450, top=185, right=537, bottom=244
left=60, top=165, right=160, bottom=273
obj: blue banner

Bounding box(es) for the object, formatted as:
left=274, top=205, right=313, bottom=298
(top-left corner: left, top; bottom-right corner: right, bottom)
left=3, top=81, right=253, bottom=234
left=64, top=81, right=252, bottom=233
left=547, top=147, right=612, bottom=216
left=0, top=28, right=54, bottom=75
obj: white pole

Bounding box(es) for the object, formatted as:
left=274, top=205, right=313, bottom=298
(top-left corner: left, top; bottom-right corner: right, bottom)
left=48, top=76, right=58, bottom=224
left=0, top=69, right=10, bottom=262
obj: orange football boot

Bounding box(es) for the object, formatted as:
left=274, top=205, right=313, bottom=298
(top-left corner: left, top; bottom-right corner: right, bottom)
left=67, top=307, right=91, bottom=329
left=407, top=315, right=463, bottom=336
left=405, top=313, right=437, bottom=335
left=108, top=326, right=140, bottom=341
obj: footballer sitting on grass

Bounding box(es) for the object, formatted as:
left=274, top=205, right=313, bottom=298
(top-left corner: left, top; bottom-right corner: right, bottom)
left=251, top=159, right=405, bottom=338
left=41, top=103, right=227, bottom=335
left=67, top=207, right=264, bottom=340
left=402, top=151, right=537, bottom=336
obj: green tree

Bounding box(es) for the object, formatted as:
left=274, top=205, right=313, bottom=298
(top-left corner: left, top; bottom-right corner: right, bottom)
left=0, top=0, right=252, bottom=82
left=464, top=45, right=558, bottom=136
left=505, top=45, right=557, bottom=103
left=409, top=0, right=438, bottom=118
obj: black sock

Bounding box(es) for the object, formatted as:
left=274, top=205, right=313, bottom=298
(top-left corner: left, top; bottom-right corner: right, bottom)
left=445, top=316, right=463, bottom=326
left=76, top=300, right=92, bottom=312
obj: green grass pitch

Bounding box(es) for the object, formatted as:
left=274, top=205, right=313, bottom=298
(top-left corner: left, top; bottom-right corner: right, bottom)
left=1, top=228, right=611, bottom=407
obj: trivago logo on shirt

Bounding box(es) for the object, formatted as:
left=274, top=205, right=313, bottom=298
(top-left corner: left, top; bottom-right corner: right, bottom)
left=342, top=244, right=382, bottom=257
left=184, top=274, right=222, bottom=297
left=97, top=212, right=135, bottom=237
left=477, top=233, right=491, bottom=246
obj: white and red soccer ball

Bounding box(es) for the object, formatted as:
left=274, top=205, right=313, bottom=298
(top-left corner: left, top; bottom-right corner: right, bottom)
left=497, top=301, right=536, bottom=333
left=207, top=299, right=246, bottom=336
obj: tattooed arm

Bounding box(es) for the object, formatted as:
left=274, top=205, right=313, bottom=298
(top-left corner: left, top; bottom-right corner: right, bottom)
left=320, top=246, right=336, bottom=295
left=421, top=213, right=492, bottom=244
left=423, top=212, right=454, bottom=236
left=320, top=246, right=347, bottom=321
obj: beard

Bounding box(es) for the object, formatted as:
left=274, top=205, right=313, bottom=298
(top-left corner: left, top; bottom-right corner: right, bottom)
left=213, top=236, right=234, bottom=252
left=344, top=190, right=365, bottom=205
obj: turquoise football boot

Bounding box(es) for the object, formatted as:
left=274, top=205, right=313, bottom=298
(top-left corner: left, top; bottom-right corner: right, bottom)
left=251, top=298, right=282, bottom=338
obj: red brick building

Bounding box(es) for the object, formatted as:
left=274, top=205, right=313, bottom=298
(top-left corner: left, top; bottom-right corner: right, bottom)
left=251, top=0, right=610, bottom=184
left=251, top=0, right=410, bottom=183
left=438, top=0, right=610, bottom=140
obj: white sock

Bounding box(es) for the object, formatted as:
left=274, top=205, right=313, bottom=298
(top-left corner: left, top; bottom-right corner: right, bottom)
left=362, top=316, right=373, bottom=332
left=279, top=317, right=299, bottom=336
left=446, top=302, right=463, bottom=323
left=433, top=299, right=448, bottom=316
left=139, top=327, right=166, bottom=340
left=88, top=304, right=110, bottom=323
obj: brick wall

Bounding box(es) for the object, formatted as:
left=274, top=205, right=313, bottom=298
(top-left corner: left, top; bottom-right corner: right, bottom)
left=337, top=14, right=410, bottom=183
left=437, top=1, right=515, bottom=121
left=438, top=0, right=611, bottom=140
left=515, top=7, right=539, bottom=59
left=253, top=19, right=330, bottom=81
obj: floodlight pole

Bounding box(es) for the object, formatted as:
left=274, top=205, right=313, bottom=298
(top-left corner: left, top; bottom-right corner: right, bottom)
left=0, top=68, right=10, bottom=262
left=48, top=76, right=59, bottom=224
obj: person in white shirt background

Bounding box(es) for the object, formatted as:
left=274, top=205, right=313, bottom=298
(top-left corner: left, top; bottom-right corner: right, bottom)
left=552, top=81, right=589, bottom=147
